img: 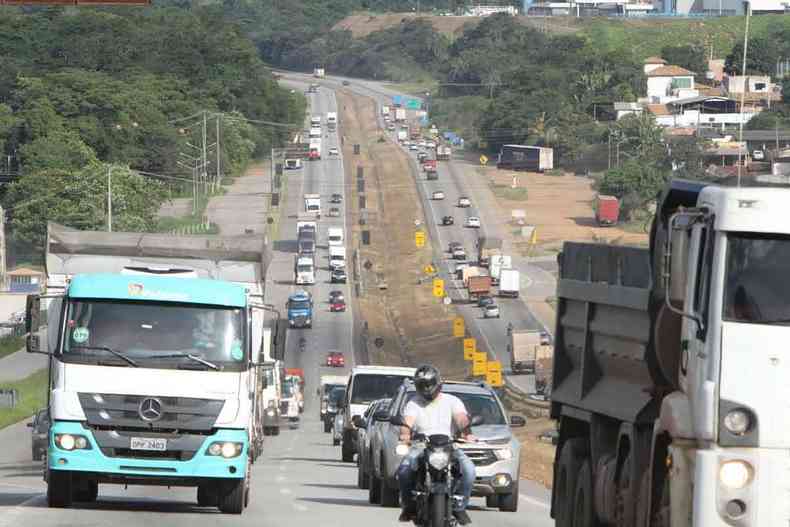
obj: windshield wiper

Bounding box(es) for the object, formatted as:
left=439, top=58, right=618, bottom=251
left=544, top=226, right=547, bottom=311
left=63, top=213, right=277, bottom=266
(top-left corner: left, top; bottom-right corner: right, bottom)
left=71, top=346, right=139, bottom=368
left=147, top=353, right=220, bottom=371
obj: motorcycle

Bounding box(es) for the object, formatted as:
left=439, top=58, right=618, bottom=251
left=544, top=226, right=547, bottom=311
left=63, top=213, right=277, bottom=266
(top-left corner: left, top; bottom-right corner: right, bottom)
left=393, top=415, right=482, bottom=527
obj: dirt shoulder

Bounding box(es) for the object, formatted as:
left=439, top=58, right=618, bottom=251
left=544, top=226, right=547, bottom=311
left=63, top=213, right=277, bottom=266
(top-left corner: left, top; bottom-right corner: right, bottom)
left=337, top=89, right=467, bottom=380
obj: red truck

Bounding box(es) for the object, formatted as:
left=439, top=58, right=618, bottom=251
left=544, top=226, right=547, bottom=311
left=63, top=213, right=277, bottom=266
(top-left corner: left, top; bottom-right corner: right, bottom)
left=595, top=195, right=619, bottom=226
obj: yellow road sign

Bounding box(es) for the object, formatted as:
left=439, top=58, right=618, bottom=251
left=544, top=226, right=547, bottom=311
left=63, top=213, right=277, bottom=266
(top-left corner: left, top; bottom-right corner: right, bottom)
left=474, top=351, right=487, bottom=363
left=472, top=356, right=487, bottom=376
left=486, top=371, right=503, bottom=387
left=415, top=230, right=426, bottom=248
left=530, top=228, right=538, bottom=245
left=463, top=337, right=475, bottom=360
left=432, top=278, right=445, bottom=298
left=453, top=317, right=465, bottom=338
left=479, top=154, right=488, bottom=166
left=423, top=264, right=435, bottom=275
left=487, top=361, right=502, bottom=375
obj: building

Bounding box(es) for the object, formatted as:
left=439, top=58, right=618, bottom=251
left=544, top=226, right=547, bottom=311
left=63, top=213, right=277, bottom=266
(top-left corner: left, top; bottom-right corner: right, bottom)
left=466, top=5, right=518, bottom=16
left=524, top=0, right=655, bottom=15
left=646, top=65, right=697, bottom=104
left=6, top=267, right=43, bottom=294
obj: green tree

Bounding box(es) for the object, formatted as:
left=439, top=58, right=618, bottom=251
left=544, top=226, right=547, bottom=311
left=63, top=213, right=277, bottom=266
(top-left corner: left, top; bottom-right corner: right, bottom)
left=19, top=130, right=97, bottom=172
left=661, top=44, right=707, bottom=81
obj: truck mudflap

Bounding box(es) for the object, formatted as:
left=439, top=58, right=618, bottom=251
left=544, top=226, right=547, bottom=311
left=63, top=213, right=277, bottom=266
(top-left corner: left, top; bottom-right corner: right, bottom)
left=47, top=421, right=248, bottom=480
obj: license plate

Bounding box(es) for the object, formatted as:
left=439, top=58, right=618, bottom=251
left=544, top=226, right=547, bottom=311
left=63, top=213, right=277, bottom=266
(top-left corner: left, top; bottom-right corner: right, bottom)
left=130, top=437, right=167, bottom=451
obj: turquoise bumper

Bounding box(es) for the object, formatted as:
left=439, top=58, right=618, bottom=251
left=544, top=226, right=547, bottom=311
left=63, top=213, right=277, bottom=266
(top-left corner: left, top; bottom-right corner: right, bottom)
left=48, top=421, right=247, bottom=480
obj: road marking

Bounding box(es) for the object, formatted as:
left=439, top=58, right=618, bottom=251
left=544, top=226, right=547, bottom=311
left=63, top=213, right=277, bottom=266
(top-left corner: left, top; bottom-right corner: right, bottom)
left=294, top=503, right=309, bottom=512
left=519, top=493, right=551, bottom=510
left=276, top=475, right=286, bottom=482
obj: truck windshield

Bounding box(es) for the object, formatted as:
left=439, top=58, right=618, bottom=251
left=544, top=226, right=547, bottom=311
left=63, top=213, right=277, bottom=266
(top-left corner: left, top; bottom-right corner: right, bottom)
left=290, top=300, right=311, bottom=310
left=297, top=264, right=313, bottom=273
left=351, top=374, right=409, bottom=404
left=724, top=232, right=790, bottom=324
left=62, top=300, right=245, bottom=368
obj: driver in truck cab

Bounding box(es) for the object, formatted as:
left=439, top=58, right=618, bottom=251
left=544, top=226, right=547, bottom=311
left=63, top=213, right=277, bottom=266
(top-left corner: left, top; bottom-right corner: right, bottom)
left=396, top=365, right=476, bottom=525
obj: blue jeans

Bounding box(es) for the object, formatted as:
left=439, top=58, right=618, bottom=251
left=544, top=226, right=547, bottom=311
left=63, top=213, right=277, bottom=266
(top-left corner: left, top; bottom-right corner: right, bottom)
left=397, top=446, right=475, bottom=512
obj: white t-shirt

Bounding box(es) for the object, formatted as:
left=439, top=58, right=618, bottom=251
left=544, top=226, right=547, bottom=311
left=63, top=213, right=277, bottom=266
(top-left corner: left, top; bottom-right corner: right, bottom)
left=403, top=393, right=467, bottom=437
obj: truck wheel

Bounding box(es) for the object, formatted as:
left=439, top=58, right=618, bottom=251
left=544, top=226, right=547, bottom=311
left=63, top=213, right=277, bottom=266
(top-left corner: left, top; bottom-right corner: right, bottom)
left=615, top=451, right=636, bottom=527
left=499, top=479, right=519, bottom=512
left=380, top=481, right=400, bottom=507
left=368, top=471, right=382, bottom=504
left=341, top=437, right=354, bottom=462
left=217, top=478, right=245, bottom=514
left=47, top=469, right=73, bottom=508
left=72, top=479, right=98, bottom=502
left=197, top=484, right=218, bottom=507
left=556, top=438, right=586, bottom=527
left=572, top=460, right=595, bottom=527
left=486, top=495, right=498, bottom=508
left=323, top=420, right=332, bottom=433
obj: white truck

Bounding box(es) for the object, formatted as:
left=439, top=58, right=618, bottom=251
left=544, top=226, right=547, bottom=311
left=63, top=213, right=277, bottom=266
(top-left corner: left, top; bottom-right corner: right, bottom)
left=304, top=194, right=321, bottom=218
left=30, top=223, right=275, bottom=513
left=508, top=329, right=542, bottom=374
left=397, top=130, right=407, bottom=142
left=394, top=108, right=406, bottom=122
left=294, top=255, right=315, bottom=285
left=498, top=268, right=520, bottom=297
left=326, top=112, right=337, bottom=131
left=328, top=246, right=346, bottom=270
left=489, top=254, right=512, bottom=285
left=313, top=67, right=325, bottom=78
left=327, top=227, right=344, bottom=247
left=309, top=127, right=321, bottom=138
left=259, top=328, right=283, bottom=437
left=310, top=115, right=321, bottom=127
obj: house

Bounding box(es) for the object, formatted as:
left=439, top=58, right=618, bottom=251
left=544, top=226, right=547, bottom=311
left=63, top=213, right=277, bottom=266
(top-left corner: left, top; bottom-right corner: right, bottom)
left=643, top=56, right=667, bottom=75
left=651, top=95, right=756, bottom=128
left=646, top=65, right=697, bottom=104
left=6, top=267, right=43, bottom=293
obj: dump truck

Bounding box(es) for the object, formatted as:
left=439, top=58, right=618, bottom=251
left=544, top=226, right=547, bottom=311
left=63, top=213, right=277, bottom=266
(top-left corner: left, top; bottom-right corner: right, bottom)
left=31, top=223, right=275, bottom=513
left=477, top=236, right=503, bottom=267
left=550, top=179, right=790, bottom=527
left=508, top=329, right=542, bottom=374
left=467, top=275, right=492, bottom=302
left=595, top=194, right=620, bottom=226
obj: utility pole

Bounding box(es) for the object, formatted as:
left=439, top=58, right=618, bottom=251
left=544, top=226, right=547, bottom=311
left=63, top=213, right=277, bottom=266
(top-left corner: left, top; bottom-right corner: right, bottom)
left=216, top=114, right=221, bottom=192
left=0, top=206, right=6, bottom=292
left=107, top=165, right=113, bottom=232
left=202, top=111, right=208, bottom=193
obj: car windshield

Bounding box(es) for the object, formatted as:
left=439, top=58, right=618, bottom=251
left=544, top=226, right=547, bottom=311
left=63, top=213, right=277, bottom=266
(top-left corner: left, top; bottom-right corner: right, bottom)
left=351, top=374, right=409, bottom=404
left=400, top=390, right=506, bottom=426
left=62, top=300, right=245, bottom=367
left=328, top=387, right=346, bottom=405
left=290, top=300, right=311, bottom=310
left=723, top=232, right=790, bottom=324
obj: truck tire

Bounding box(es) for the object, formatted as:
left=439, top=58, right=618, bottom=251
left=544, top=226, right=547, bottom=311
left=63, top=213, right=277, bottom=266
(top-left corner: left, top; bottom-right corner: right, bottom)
left=556, top=438, right=587, bottom=527
left=217, top=478, right=245, bottom=514
left=652, top=474, right=670, bottom=527
left=573, top=460, right=595, bottom=527
left=499, top=479, right=519, bottom=512
left=486, top=495, right=498, bottom=508
left=323, top=420, right=332, bottom=433
left=342, top=435, right=354, bottom=462
left=47, top=469, right=73, bottom=508
left=380, top=481, right=400, bottom=508
left=197, top=484, right=218, bottom=507
left=615, top=451, right=636, bottom=527
left=72, top=479, right=98, bottom=503
left=368, top=471, right=382, bottom=504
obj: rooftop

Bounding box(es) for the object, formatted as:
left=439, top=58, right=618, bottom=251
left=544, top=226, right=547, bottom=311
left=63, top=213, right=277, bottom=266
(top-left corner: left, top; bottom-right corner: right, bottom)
left=644, top=56, right=667, bottom=65
left=646, top=65, right=694, bottom=78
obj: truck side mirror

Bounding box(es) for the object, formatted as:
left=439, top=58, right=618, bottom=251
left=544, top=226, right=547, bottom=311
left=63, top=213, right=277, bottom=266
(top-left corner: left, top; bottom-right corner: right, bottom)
left=668, top=223, right=689, bottom=306
left=26, top=295, right=42, bottom=354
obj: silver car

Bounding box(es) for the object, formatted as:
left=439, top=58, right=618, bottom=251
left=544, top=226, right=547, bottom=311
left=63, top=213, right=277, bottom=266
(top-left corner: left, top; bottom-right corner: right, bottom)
left=368, top=380, right=526, bottom=511
left=354, top=399, right=391, bottom=490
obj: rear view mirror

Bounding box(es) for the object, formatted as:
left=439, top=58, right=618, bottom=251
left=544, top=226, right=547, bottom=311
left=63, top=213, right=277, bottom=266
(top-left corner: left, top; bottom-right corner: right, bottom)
left=510, top=415, right=526, bottom=428
left=26, top=294, right=41, bottom=333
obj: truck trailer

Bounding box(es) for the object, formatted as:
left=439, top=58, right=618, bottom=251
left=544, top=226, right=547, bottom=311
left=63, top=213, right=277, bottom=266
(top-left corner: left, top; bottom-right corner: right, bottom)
left=496, top=144, right=553, bottom=172
left=550, top=179, right=790, bottom=527
left=509, top=329, right=542, bottom=374
left=30, top=223, right=274, bottom=513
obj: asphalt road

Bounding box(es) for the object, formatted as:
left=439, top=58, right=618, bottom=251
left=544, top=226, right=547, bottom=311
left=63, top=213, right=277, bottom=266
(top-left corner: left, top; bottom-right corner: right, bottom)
left=0, top=78, right=554, bottom=527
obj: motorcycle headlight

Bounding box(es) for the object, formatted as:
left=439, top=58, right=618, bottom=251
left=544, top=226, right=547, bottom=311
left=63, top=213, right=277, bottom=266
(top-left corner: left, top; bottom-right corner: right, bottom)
left=495, top=448, right=513, bottom=460
left=428, top=450, right=450, bottom=470
left=395, top=444, right=410, bottom=456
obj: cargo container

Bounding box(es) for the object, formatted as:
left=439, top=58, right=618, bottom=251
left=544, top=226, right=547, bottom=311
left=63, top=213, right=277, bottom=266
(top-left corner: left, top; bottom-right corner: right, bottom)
left=595, top=195, right=620, bottom=226
left=496, top=144, right=553, bottom=172
left=467, top=275, right=492, bottom=302
left=498, top=269, right=519, bottom=297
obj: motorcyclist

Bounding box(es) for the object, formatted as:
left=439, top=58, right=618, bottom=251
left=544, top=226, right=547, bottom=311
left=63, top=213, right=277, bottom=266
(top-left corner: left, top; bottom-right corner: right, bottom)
left=397, top=365, right=476, bottom=525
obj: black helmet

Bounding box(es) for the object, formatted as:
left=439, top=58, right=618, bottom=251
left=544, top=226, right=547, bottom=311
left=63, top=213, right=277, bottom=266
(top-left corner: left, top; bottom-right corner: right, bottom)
left=414, top=365, right=442, bottom=401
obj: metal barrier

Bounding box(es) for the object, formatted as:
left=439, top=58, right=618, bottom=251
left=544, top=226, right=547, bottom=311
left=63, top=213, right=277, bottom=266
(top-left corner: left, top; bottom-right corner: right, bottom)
left=0, top=389, right=18, bottom=409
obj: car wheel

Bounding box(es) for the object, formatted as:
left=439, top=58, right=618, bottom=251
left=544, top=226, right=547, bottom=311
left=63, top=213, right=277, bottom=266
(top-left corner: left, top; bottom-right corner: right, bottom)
left=499, top=479, right=519, bottom=512
left=572, top=460, right=595, bottom=527
left=368, top=471, right=382, bottom=504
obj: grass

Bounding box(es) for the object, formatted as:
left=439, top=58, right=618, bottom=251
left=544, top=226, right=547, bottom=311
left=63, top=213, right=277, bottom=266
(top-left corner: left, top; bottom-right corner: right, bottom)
left=0, top=368, right=48, bottom=430
left=155, top=190, right=220, bottom=234
left=382, top=79, right=439, bottom=97
left=492, top=183, right=528, bottom=201
left=0, top=335, right=24, bottom=360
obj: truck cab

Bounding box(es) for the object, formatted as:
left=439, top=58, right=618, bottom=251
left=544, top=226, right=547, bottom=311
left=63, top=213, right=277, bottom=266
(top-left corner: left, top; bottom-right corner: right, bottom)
left=294, top=255, right=315, bottom=285
left=304, top=194, right=321, bottom=217
left=287, top=290, right=313, bottom=329
left=328, top=246, right=346, bottom=271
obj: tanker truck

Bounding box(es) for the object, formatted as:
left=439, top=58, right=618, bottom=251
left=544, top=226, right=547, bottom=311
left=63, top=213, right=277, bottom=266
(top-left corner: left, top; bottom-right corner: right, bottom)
left=550, top=180, right=790, bottom=527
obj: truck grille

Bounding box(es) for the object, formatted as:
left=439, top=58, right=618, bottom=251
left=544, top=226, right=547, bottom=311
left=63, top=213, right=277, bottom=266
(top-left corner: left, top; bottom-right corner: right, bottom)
left=464, top=449, right=497, bottom=467
left=101, top=447, right=196, bottom=461
left=78, top=393, right=224, bottom=433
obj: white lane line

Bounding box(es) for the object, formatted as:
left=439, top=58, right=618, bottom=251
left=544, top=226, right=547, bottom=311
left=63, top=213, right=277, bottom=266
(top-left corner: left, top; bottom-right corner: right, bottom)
left=294, top=503, right=309, bottom=512
left=280, top=487, right=292, bottom=495
left=519, top=493, right=551, bottom=510
left=276, top=475, right=286, bottom=482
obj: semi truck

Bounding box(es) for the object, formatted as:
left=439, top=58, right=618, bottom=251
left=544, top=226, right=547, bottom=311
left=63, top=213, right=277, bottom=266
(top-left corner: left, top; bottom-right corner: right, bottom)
left=259, top=327, right=283, bottom=437
left=29, top=223, right=274, bottom=513
left=287, top=290, right=313, bottom=329
left=498, top=269, right=520, bottom=297
left=550, top=179, right=790, bottom=527
left=508, top=329, right=542, bottom=374
left=304, top=194, right=321, bottom=218
left=467, top=275, right=492, bottom=302
left=477, top=236, right=503, bottom=267
left=496, top=144, right=554, bottom=172
left=294, top=255, right=315, bottom=285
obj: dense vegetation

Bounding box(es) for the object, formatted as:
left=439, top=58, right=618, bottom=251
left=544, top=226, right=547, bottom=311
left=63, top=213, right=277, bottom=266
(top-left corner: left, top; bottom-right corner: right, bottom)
left=0, top=7, right=304, bottom=261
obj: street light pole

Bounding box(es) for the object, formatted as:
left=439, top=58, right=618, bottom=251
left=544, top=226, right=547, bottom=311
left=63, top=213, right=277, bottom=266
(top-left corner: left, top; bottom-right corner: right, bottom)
left=107, top=165, right=114, bottom=232
left=216, top=114, right=221, bottom=192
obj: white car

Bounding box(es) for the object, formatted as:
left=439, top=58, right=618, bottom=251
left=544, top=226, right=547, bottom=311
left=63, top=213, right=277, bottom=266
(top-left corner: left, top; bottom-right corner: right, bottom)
left=458, top=197, right=471, bottom=208
left=409, top=144, right=418, bottom=151
left=452, top=248, right=467, bottom=260
left=753, top=150, right=765, bottom=160
left=432, top=190, right=445, bottom=200
left=419, top=141, right=427, bottom=148
left=466, top=216, right=481, bottom=228
left=426, top=142, right=436, bottom=149
left=329, top=147, right=339, bottom=156
left=483, top=304, right=500, bottom=318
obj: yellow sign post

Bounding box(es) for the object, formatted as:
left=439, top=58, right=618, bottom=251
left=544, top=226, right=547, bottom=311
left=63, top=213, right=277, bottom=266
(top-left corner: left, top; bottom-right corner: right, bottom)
left=472, top=352, right=487, bottom=376
left=463, top=337, right=476, bottom=360
left=415, top=231, right=426, bottom=248
left=486, top=361, right=503, bottom=387
left=479, top=154, right=488, bottom=166
left=423, top=264, right=435, bottom=275
left=432, top=278, right=445, bottom=298
left=453, top=317, right=465, bottom=338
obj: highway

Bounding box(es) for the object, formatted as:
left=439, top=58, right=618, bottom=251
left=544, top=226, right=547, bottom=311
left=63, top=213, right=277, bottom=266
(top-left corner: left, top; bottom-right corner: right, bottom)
left=0, top=78, right=553, bottom=527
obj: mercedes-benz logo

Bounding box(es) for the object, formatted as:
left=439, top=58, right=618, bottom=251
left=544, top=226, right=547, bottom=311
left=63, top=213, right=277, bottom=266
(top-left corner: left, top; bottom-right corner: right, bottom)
left=138, top=397, right=163, bottom=422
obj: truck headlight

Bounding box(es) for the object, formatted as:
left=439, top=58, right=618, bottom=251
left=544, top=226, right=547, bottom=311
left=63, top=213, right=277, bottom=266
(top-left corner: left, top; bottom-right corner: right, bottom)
left=723, top=409, right=751, bottom=435
left=266, top=409, right=276, bottom=416
left=55, top=434, right=91, bottom=451
left=428, top=451, right=450, bottom=470
left=720, top=460, right=752, bottom=489
left=206, top=441, right=243, bottom=458
left=495, top=448, right=513, bottom=460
